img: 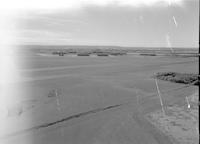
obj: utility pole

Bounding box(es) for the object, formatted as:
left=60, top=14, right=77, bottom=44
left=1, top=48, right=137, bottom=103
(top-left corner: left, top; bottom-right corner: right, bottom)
left=55, top=89, right=64, bottom=137
left=135, top=89, right=140, bottom=112
left=155, top=76, right=165, bottom=116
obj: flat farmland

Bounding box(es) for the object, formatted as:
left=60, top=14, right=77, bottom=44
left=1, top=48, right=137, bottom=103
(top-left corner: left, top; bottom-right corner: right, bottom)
left=1, top=54, right=198, bottom=144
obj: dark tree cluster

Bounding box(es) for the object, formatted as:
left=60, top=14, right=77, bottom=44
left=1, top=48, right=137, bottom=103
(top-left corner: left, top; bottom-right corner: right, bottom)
left=154, top=72, right=199, bottom=86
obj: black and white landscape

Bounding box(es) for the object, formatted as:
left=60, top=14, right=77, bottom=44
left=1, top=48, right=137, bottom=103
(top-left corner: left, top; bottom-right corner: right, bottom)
left=0, top=0, right=199, bottom=144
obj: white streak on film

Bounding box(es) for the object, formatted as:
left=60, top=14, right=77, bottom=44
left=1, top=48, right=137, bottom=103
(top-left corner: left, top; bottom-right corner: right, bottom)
left=166, top=34, right=174, bottom=53
left=172, top=16, right=178, bottom=27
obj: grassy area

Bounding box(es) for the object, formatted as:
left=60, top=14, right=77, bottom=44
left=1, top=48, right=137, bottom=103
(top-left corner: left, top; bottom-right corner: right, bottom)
left=154, top=72, right=199, bottom=85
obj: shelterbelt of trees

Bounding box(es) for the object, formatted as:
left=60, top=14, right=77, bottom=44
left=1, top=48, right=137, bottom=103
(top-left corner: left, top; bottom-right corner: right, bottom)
left=154, top=72, right=199, bottom=86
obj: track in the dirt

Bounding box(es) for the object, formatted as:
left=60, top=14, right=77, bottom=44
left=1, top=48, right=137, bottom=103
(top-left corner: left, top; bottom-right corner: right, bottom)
left=1, top=103, right=124, bottom=139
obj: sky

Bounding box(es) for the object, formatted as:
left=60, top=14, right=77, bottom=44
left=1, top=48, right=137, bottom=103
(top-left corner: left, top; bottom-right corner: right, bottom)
left=1, top=0, right=199, bottom=47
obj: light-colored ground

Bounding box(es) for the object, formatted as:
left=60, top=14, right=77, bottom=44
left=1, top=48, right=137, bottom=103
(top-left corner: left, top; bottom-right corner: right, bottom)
left=0, top=55, right=198, bottom=144
left=146, top=98, right=199, bottom=144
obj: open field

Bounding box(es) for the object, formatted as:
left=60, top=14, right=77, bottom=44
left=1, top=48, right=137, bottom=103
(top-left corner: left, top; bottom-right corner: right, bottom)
left=0, top=51, right=199, bottom=144
left=16, top=45, right=199, bottom=57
